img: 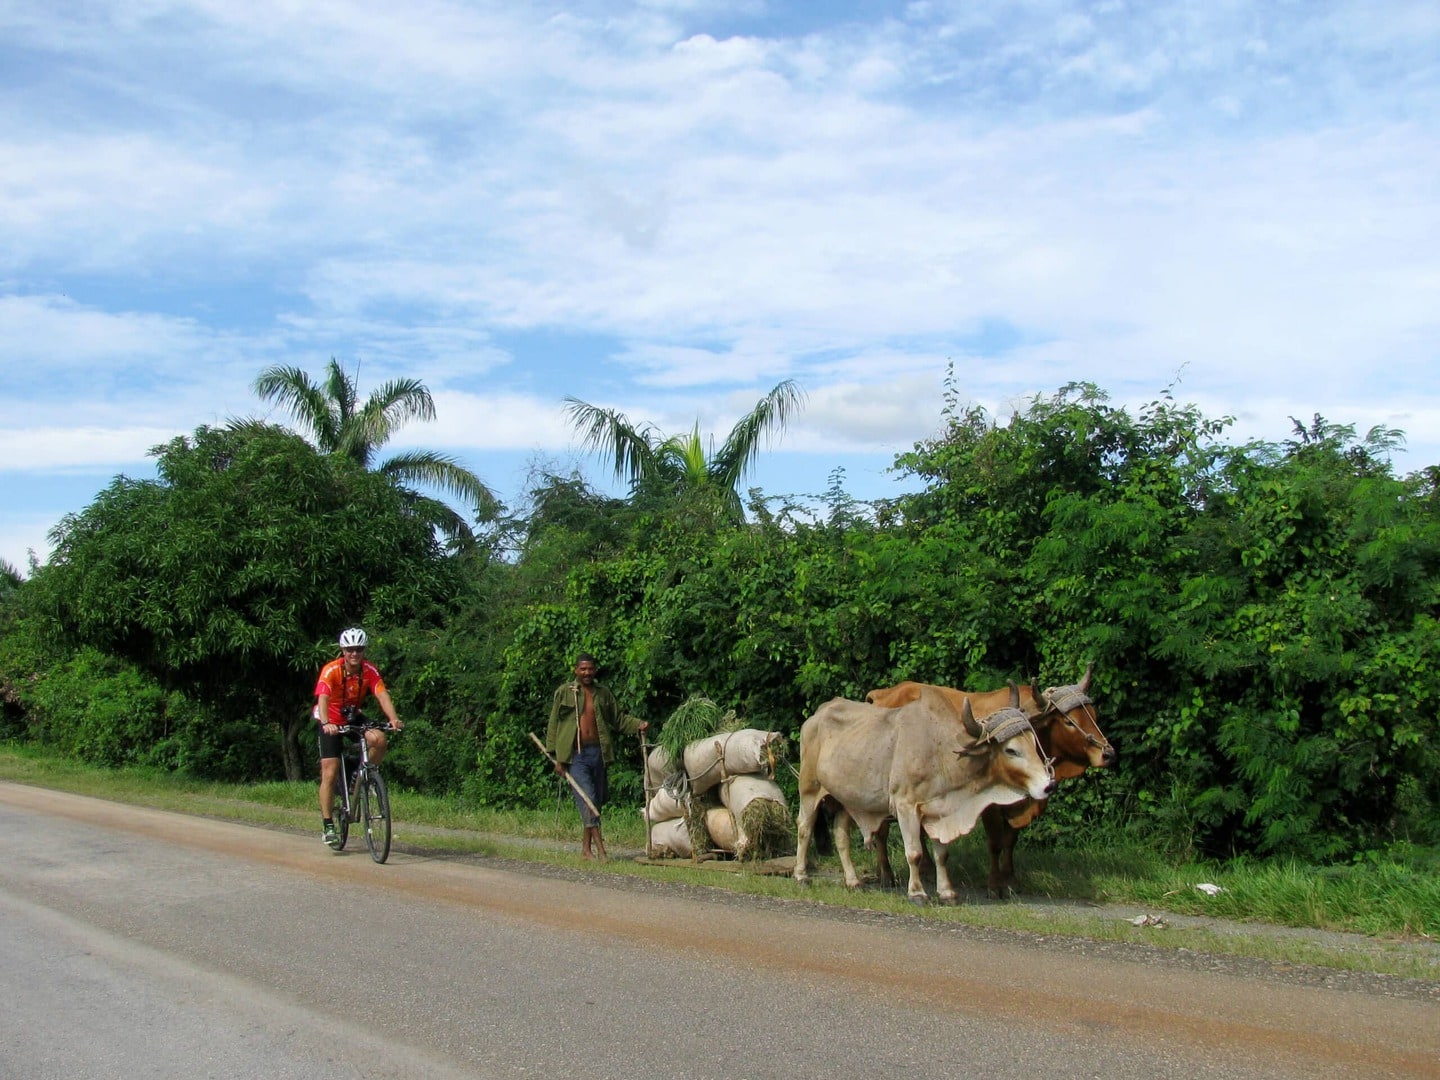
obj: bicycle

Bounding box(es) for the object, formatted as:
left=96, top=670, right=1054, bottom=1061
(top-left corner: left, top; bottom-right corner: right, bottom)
left=331, top=706, right=395, bottom=863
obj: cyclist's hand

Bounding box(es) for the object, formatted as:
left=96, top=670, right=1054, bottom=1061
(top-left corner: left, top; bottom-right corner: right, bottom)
left=390, top=717, right=404, bottom=731
left=323, top=723, right=340, bottom=735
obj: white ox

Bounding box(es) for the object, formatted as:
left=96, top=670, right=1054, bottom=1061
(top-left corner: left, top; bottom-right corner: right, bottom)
left=793, top=686, right=1055, bottom=904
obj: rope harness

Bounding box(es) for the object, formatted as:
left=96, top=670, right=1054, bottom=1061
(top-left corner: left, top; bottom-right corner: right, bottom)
left=1040, top=683, right=1109, bottom=751
left=971, top=706, right=1035, bottom=746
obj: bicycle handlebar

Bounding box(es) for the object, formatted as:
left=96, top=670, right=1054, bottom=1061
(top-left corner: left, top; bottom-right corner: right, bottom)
left=335, top=707, right=397, bottom=733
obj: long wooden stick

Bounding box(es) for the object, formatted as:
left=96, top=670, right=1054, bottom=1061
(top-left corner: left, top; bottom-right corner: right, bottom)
left=528, top=732, right=601, bottom=819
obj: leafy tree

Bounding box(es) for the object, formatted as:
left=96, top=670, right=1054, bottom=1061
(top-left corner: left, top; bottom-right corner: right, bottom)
left=248, top=358, right=496, bottom=547
left=892, top=382, right=1440, bottom=859
left=0, top=559, right=21, bottom=599
left=564, top=379, right=805, bottom=521
left=31, top=423, right=458, bottom=780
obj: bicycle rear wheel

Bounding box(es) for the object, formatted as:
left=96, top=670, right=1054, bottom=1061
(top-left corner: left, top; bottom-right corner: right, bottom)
left=360, top=769, right=391, bottom=864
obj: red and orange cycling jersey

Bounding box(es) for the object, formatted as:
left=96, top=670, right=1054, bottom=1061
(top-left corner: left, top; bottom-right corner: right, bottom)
left=314, top=658, right=387, bottom=726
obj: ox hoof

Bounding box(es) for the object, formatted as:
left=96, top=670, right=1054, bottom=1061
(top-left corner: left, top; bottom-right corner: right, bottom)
left=937, top=894, right=960, bottom=907
left=793, top=876, right=811, bottom=888
left=907, top=894, right=930, bottom=907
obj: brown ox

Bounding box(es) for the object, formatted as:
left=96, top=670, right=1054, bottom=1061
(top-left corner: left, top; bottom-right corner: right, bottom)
left=865, top=665, right=1114, bottom=897
left=793, top=685, right=1055, bottom=905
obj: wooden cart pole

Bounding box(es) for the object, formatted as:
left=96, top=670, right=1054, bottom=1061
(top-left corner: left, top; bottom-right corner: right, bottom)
left=640, top=726, right=655, bottom=859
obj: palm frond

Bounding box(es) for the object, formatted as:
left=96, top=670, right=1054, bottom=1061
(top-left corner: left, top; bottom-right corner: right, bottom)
left=380, top=451, right=496, bottom=514
left=563, top=397, right=662, bottom=485
left=370, top=377, right=436, bottom=425
left=399, top=490, right=477, bottom=549
left=656, top=426, right=711, bottom=489
left=711, top=379, right=806, bottom=489
left=323, top=358, right=358, bottom=423
left=253, top=365, right=342, bottom=451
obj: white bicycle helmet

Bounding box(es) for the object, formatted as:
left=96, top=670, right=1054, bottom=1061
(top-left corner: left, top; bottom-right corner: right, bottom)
left=338, top=627, right=368, bottom=648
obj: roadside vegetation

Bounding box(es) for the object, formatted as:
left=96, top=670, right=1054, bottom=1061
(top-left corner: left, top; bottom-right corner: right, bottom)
left=2, top=365, right=1437, bottom=978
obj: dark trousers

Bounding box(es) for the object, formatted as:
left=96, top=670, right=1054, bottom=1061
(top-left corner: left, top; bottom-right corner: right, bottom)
left=568, top=743, right=606, bottom=827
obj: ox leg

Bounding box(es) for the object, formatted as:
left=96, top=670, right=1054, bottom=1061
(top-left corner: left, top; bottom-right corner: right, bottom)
left=832, top=810, right=864, bottom=889
left=929, top=837, right=961, bottom=904
left=793, top=791, right=821, bottom=886
left=873, top=819, right=894, bottom=890
left=982, top=805, right=1018, bottom=899
left=893, top=804, right=930, bottom=905
left=874, top=817, right=935, bottom=891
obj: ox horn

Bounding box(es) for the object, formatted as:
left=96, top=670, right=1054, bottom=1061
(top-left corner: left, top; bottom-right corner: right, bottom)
left=960, top=697, right=981, bottom=738
left=1079, top=662, right=1094, bottom=693
left=1007, top=680, right=1021, bottom=709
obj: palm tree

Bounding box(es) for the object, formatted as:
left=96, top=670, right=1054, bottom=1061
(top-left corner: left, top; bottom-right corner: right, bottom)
left=564, top=379, right=805, bottom=520
left=248, top=359, right=496, bottom=547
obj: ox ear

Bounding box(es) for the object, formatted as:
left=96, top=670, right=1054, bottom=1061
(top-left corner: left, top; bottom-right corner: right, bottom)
left=960, top=696, right=982, bottom=739
left=1079, top=662, right=1094, bottom=693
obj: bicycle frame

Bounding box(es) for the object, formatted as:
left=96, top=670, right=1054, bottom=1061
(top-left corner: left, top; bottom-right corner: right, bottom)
left=331, top=708, right=395, bottom=863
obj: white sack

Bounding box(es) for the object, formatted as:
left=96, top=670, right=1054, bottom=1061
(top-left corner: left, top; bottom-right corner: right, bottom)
left=705, top=807, right=738, bottom=853
left=719, top=773, right=789, bottom=858
left=645, top=745, right=675, bottom=790
left=720, top=774, right=787, bottom=816
left=682, top=729, right=785, bottom=794
left=649, top=817, right=692, bottom=858
left=645, top=786, right=688, bottom=823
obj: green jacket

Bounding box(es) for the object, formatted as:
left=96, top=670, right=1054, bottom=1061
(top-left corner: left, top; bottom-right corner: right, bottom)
left=545, top=679, right=644, bottom=765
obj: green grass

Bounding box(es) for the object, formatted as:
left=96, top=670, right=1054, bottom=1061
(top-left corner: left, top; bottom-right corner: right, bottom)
left=2, top=742, right=1436, bottom=981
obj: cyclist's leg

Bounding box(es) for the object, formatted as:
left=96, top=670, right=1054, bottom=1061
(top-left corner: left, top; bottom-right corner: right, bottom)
left=319, top=754, right=341, bottom=818
left=364, top=728, right=389, bottom=765
left=317, top=726, right=347, bottom=849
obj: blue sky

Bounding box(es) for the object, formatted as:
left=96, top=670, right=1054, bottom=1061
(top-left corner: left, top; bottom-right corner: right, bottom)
left=3, top=0, right=1438, bottom=573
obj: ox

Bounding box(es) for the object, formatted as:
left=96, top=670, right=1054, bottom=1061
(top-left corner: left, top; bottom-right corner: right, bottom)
left=793, top=685, right=1054, bottom=905
left=866, top=665, right=1114, bottom=898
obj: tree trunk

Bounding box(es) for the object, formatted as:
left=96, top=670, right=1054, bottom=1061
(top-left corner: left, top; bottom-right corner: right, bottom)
left=281, top=713, right=309, bottom=782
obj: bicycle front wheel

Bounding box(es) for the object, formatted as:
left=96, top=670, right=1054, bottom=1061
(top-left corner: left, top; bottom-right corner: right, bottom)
left=360, top=769, right=391, bottom=864
left=335, top=790, right=350, bottom=851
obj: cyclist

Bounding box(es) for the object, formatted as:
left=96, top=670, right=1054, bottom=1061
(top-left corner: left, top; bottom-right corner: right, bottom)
left=315, top=627, right=402, bottom=850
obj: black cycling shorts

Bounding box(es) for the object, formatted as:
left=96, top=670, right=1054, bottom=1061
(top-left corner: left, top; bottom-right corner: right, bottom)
left=317, top=725, right=358, bottom=761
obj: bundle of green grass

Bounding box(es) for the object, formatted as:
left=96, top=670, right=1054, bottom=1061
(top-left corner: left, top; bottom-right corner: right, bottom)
left=644, top=696, right=791, bottom=862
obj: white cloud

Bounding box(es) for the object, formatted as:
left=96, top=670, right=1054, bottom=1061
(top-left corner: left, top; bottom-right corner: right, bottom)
left=414, top=391, right=576, bottom=451
left=0, top=426, right=178, bottom=471
left=1, top=0, right=1437, bottom=511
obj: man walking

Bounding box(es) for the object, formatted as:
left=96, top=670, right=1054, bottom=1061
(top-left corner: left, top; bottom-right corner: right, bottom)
left=545, top=653, right=647, bottom=860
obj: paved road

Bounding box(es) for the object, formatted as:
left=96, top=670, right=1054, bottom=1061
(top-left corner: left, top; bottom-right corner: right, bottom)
left=1, top=783, right=1435, bottom=1079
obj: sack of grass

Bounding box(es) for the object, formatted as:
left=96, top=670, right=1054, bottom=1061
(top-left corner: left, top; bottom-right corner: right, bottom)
left=719, top=774, right=792, bottom=860
left=683, top=730, right=788, bottom=794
